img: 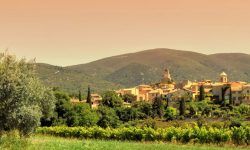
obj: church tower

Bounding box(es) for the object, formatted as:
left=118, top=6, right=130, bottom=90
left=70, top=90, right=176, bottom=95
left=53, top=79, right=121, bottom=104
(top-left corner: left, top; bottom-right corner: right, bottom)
left=220, top=72, right=228, bottom=83
left=162, top=68, right=172, bottom=83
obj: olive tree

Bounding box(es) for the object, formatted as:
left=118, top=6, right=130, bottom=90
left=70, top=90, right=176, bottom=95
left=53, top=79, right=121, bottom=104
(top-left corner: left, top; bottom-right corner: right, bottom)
left=0, top=53, right=55, bottom=136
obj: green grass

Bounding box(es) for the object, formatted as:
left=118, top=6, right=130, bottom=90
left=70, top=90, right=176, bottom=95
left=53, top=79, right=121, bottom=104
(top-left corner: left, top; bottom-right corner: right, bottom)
left=25, top=135, right=249, bottom=150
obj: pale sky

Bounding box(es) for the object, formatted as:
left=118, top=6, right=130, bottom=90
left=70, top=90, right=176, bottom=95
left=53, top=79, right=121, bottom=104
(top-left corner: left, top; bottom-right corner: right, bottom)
left=0, top=0, right=250, bottom=66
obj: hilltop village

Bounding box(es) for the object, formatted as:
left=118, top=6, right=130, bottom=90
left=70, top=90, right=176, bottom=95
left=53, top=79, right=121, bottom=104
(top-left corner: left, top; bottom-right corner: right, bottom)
left=117, top=69, right=250, bottom=105
left=77, top=69, right=250, bottom=108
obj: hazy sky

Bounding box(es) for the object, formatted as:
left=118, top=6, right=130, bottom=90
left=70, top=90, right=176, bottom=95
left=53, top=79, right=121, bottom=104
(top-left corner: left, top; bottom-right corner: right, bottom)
left=0, top=0, right=250, bottom=66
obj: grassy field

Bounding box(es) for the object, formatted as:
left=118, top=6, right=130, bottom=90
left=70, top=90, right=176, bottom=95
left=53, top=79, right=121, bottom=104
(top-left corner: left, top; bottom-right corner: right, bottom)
left=8, top=135, right=245, bottom=150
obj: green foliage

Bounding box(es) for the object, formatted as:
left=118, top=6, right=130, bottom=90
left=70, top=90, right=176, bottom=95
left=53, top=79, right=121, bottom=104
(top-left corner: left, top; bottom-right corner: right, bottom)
left=122, top=93, right=137, bottom=103
left=0, top=54, right=55, bottom=136
left=54, top=91, right=71, bottom=119
left=0, top=130, right=29, bottom=150
left=221, top=85, right=231, bottom=107
left=141, top=118, right=157, bottom=129
left=199, top=85, right=205, bottom=101
left=79, top=107, right=99, bottom=127
left=188, top=103, right=198, bottom=117
left=50, top=91, right=99, bottom=127
left=229, top=118, right=243, bottom=128
left=97, top=106, right=121, bottom=128
left=36, top=126, right=250, bottom=145
left=152, top=96, right=164, bottom=118
left=164, top=107, right=177, bottom=121
left=78, top=90, right=82, bottom=101
left=101, top=91, right=123, bottom=108
left=64, top=103, right=99, bottom=127
left=202, top=105, right=212, bottom=117
left=195, top=100, right=210, bottom=114
left=211, top=122, right=224, bottom=129
left=234, top=104, right=250, bottom=116
left=231, top=126, right=250, bottom=145
left=35, top=63, right=122, bottom=94
left=132, top=101, right=153, bottom=119
left=197, top=117, right=207, bottom=128
left=86, top=86, right=92, bottom=107
left=116, top=107, right=139, bottom=122
left=179, top=98, right=186, bottom=116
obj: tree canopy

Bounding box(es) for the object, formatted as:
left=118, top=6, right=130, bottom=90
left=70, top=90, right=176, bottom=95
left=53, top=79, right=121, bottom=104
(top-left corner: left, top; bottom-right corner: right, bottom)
left=0, top=53, right=55, bottom=136
left=101, top=91, right=123, bottom=108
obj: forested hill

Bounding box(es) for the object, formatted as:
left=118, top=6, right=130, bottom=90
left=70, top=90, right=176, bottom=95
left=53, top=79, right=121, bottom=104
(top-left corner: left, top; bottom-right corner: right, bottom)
left=35, top=48, right=250, bottom=93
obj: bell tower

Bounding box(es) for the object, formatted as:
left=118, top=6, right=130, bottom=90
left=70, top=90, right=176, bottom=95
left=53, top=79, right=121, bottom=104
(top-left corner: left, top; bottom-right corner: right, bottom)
left=220, top=72, right=228, bottom=83
left=162, top=68, right=172, bottom=83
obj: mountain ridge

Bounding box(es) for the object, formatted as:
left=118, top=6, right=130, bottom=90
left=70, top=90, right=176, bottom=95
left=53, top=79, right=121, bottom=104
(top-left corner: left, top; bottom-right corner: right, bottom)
left=35, top=48, right=250, bottom=93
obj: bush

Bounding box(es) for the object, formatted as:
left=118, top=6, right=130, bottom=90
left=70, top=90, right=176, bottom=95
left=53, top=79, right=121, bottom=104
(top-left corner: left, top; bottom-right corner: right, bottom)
left=116, top=107, right=139, bottom=122
left=211, top=122, right=224, bottom=129
left=141, top=118, right=156, bottom=129
left=64, top=103, right=99, bottom=127
left=234, top=104, right=250, bottom=116
left=164, top=107, right=177, bottom=121
left=197, top=117, right=206, bottom=128
left=229, top=118, right=243, bottom=128
left=132, top=101, right=153, bottom=119
left=231, top=126, right=249, bottom=145
left=97, top=106, right=121, bottom=128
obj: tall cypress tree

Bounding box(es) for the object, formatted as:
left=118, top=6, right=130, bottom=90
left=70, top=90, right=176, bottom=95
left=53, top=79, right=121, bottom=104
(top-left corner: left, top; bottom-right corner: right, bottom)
left=86, top=85, right=92, bottom=108
left=229, top=88, right=233, bottom=106
left=152, top=96, right=164, bottom=118
left=221, top=85, right=231, bottom=107
left=199, top=84, right=205, bottom=101
left=179, top=98, right=185, bottom=116
left=78, top=90, right=82, bottom=101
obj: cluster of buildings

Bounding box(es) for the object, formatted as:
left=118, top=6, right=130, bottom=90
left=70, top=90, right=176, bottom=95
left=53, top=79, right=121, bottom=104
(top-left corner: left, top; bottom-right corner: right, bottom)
left=71, top=69, right=250, bottom=108
left=117, top=69, right=250, bottom=105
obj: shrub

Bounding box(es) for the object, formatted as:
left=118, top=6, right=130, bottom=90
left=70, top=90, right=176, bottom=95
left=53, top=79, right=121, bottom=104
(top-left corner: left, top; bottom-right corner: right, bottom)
left=164, top=107, right=177, bottom=121
left=234, top=104, right=250, bottom=116
left=97, top=106, right=121, bottom=128
left=132, top=101, right=153, bottom=119
left=231, top=126, right=248, bottom=145
left=229, top=118, right=243, bottom=128
left=197, top=117, right=206, bottom=128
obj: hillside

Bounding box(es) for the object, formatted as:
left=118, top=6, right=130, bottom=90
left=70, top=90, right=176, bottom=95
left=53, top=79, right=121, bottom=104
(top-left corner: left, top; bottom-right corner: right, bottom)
left=36, top=48, right=250, bottom=93
left=35, top=63, right=122, bottom=93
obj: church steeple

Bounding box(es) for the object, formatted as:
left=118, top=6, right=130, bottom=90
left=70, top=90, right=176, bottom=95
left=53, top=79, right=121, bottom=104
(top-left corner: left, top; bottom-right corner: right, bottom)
left=162, top=68, right=172, bottom=83
left=220, top=72, right=228, bottom=83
